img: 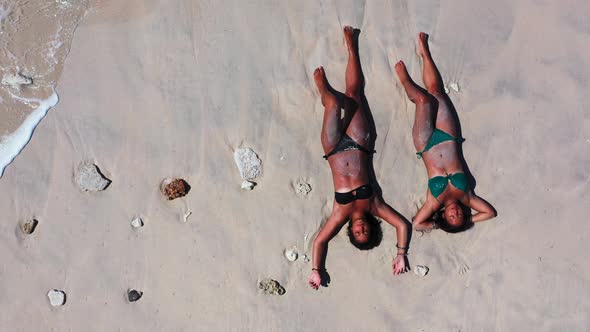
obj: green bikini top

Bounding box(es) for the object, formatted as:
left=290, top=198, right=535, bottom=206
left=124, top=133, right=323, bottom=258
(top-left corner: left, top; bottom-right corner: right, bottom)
left=428, top=172, right=468, bottom=201
left=416, top=128, right=463, bottom=159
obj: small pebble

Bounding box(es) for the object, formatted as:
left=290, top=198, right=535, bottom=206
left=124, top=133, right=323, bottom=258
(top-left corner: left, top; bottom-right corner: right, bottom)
left=258, top=279, right=285, bottom=296
left=449, top=82, right=460, bottom=92
left=131, top=217, right=144, bottom=228
left=47, top=289, right=66, bottom=306
left=414, top=265, right=429, bottom=277
left=161, top=178, right=190, bottom=200
left=444, top=86, right=450, bottom=94
left=22, top=219, right=39, bottom=234
left=127, top=289, right=143, bottom=302
left=302, top=254, right=310, bottom=263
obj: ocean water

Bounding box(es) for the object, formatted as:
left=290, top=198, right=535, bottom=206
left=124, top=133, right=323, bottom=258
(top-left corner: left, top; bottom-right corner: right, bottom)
left=0, top=0, right=90, bottom=177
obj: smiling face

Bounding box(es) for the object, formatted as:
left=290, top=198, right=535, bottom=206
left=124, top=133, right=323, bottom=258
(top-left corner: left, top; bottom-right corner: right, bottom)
left=443, top=202, right=465, bottom=227
left=351, top=218, right=371, bottom=244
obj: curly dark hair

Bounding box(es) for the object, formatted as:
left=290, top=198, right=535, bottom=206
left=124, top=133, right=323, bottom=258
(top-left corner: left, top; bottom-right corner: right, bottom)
left=346, top=213, right=383, bottom=250
left=432, top=202, right=473, bottom=233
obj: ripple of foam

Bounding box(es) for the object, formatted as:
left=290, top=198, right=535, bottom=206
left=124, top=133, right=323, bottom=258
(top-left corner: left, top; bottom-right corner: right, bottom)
left=0, top=4, right=10, bottom=24
left=0, top=91, right=59, bottom=178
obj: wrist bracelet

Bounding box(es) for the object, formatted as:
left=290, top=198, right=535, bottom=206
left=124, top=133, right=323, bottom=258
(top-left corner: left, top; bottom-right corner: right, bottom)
left=397, top=253, right=408, bottom=256
left=396, top=244, right=408, bottom=250
left=312, top=268, right=325, bottom=272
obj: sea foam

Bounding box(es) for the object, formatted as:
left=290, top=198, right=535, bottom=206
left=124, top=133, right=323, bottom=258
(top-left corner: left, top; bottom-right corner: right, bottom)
left=0, top=91, right=59, bottom=177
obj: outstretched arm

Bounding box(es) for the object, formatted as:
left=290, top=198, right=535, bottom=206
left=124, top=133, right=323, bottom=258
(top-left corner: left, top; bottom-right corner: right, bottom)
left=309, top=206, right=348, bottom=289
left=463, top=192, right=497, bottom=222
left=412, top=196, right=438, bottom=231
left=372, top=199, right=411, bottom=275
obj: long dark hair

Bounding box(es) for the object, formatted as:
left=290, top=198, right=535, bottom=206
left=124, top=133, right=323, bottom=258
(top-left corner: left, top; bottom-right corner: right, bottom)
left=432, top=203, right=473, bottom=233
left=346, top=213, right=383, bottom=250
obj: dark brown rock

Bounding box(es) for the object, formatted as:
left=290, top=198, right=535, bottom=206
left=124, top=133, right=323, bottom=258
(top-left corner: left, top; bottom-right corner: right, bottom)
left=161, top=178, right=190, bottom=200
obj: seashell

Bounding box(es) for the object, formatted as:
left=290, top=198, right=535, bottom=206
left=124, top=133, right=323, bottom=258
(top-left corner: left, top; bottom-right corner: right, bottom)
left=47, top=289, right=66, bottom=306
left=284, top=247, right=298, bottom=262
left=414, top=265, right=429, bottom=277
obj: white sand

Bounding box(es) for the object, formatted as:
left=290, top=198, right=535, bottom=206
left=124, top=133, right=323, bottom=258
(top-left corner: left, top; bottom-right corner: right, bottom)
left=1, top=0, right=589, bottom=330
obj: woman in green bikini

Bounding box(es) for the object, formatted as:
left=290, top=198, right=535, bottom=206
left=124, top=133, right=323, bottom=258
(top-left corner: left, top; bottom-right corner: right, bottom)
left=394, top=33, right=496, bottom=232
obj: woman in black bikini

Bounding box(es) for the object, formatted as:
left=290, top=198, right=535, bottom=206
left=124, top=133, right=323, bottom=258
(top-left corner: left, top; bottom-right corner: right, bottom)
left=309, top=26, right=410, bottom=290
left=394, top=33, right=496, bottom=232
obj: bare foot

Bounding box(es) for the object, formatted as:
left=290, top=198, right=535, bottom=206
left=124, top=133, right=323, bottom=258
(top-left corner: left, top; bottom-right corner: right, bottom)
left=417, top=32, right=430, bottom=58
left=343, top=26, right=357, bottom=52
left=313, top=67, right=338, bottom=108
left=394, top=61, right=430, bottom=104
left=394, top=60, right=411, bottom=84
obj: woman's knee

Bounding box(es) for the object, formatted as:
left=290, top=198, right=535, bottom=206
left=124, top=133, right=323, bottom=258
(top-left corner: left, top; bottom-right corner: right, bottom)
left=344, top=89, right=361, bottom=101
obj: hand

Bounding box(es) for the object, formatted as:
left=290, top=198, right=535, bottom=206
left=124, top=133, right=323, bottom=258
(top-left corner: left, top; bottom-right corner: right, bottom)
left=392, top=255, right=408, bottom=275
left=309, top=270, right=322, bottom=290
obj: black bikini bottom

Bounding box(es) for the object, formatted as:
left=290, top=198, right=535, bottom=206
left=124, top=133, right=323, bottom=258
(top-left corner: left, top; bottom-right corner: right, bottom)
left=334, top=184, right=373, bottom=205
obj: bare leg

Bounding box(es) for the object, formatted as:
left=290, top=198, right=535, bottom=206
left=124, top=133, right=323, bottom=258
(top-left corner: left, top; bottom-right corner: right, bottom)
left=314, top=67, right=343, bottom=154
left=342, top=26, right=370, bottom=147
left=417, top=32, right=458, bottom=137
left=395, top=61, right=436, bottom=151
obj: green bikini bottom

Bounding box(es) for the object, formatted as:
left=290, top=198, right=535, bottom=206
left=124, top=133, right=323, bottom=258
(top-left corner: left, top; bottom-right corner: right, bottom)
left=416, top=128, right=462, bottom=159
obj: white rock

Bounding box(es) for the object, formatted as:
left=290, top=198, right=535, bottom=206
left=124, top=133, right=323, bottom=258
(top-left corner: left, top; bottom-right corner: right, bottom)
left=131, top=217, right=144, bottom=228
left=302, top=254, right=310, bottom=262
left=414, top=265, right=429, bottom=277
left=284, top=247, right=298, bottom=262
left=444, top=86, right=450, bottom=94
left=47, top=289, right=66, bottom=306
left=241, top=180, right=255, bottom=190
left=2, top=72, right=33, bottom=87
left=449, top=82, right=460, bottom=92
left=234, top=148, right=262, bottom=180
left=75, top=161, right=111, bottom=192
